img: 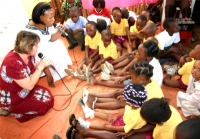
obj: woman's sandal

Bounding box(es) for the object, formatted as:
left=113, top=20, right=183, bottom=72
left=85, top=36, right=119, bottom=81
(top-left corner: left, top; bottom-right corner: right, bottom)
left=66, top=126, right=77, bottom=139
left=69, top=114, right=78, bottom=129
left=0, top=108, right=10, bottom=116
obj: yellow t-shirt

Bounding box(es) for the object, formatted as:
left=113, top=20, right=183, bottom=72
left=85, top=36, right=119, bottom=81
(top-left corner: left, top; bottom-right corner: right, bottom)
left=147, top=20, right=154, bottom=24
left=110, top=18, right=129, bottom=36
left=153, top=106, right=182, bottom=139
left=85, top=31, right=102, bottom=49
left=145, top=78, right=164, bottom=100
left=178, top=59, right=195, bottom=85
left=130, top=24, right=140, bottom=34
left=99, top=40, right=118, bottom=59
left=123, top=105, right=146, bottom=133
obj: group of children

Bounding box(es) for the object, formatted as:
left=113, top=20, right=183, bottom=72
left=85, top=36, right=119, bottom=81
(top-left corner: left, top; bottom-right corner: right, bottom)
left=52, top=0, right=200, bottom=139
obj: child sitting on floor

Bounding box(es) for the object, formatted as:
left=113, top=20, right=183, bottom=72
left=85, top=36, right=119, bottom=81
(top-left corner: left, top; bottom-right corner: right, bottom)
left=129, top=15, right=147, bottom=50
left=110, top=7, right=131, bottom=56
left=163, top=44, right=200, bottom=90
left=77, top=84, right=149, bottom=135
left=175, top=118, right=200, bottom=139
left=65, top=7, right=87, bottom=51
left=121, top=8, right=137, bottom=27
left=90, top=29, right=118, bottom=75
left=177, top=59, right=200, bottom=118
left=156, top=18, right=187, bottom=65
left=140, top=9, right=154, bottom=24
left=99, top=41, right=163, bottom=87
left=79, top=21, right=102, bottom=69
left=80, top=61, right=163, bottom=112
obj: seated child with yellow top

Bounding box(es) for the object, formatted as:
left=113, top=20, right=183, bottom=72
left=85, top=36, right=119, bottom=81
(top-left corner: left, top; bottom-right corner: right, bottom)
left=129, top=15, right=147, bottom=50
left=110, top=7, right=131, bottom=56
left=163, top=44, right=200, bottom=91
left=91, top=29, right=118, bottom=74
left=77, top=84, right=149, bottom=136
left=140, top=9, right=154, bottom=24
left=79, top=21, right=102, bottom=70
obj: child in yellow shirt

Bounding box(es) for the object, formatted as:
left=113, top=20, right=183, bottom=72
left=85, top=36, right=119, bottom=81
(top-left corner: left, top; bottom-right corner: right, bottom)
left=79, top=21, right=102, bottom=69
left=110, top=7, right=131, bottom=56
left=129, top=15, right=147, bottom=50
left=163, top=44, right=200, bottom=90
left=140, top=9, right=154, bottom=24
left=91, top=29, right=118, bottom=74
left=77, top=84, right=148, bottom=135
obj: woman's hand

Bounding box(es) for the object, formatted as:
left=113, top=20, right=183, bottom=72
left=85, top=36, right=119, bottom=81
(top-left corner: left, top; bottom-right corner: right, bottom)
left=38, top=57, right=52, bottom=70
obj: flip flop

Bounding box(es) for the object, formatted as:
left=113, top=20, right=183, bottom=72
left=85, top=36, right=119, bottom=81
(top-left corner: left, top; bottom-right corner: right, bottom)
left=69, top=114, right=77, bottom=128
left=52, top=134, right=62, bottom=139
left=66, top=126, right=73, bottom=139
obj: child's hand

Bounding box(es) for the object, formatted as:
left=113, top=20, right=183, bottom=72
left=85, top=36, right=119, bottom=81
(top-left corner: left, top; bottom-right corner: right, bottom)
left=104, top=124, right=113, bottom=131
left=117, top=95, right=124, bottom=101
left=114, top=77, right=125, bottom=84
left=85, top=58, right=91, bottom=64
left=115, top=132, right=126, bottom=137
left=108, top=114, right=117, bottom=123
left=117, top=45, right=122, bottom=51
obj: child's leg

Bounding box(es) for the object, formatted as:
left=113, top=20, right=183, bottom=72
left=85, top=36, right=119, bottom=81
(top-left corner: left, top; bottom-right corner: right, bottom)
left=74, top=32, right=84, bottom=46
left=123, top=41, right=132, bottom=54
left=90, top=76, right=125, bottom=88
left=75, top=122, right=119, bottom=139
left=66, top=29, right=77, bottom=45
left=163, top=74, right=179, bottom=88
left=88, top=55, right=99, bottom=69
left=116, top=43, right=123, bottom=57
left=94, top=101, right=126, bottom=110
left=79, top=57, right=86, bottom=69
left=89, top=89, right=123, bottom=98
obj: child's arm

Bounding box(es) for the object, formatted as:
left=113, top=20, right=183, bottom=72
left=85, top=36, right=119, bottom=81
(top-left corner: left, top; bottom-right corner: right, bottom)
left=125, top=26, right=131, bottom=43
left=101, top=56, right=113, bottom=64
left=129, top=32, right=144, bottom=40
left=111, top=34, right=115, bottom=43
left=121, top=58, right=138, bottom=74
left=120, top=123, right=155, bottom=139
left=89, top=47, right=99, bottom=59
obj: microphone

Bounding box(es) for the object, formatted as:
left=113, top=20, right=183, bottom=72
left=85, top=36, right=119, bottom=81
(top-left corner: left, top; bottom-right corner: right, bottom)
left=38, top=53, right=56, bottom=70
left=53, top=23, right=68, bottom=36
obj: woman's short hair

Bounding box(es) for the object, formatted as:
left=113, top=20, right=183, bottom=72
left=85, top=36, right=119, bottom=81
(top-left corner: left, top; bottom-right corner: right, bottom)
left=130, top=61, right=154, bottom=80
left=143, top=40, right=159, bottom=57
left=93, top=0, right=105, bottom=9
left=140, top=98, right=172, bottom=124
left=32, top=2, right=52, bottom=24
left=176, top=118, right=200, bottom=139
left=14, top=31, right=40, bottom=54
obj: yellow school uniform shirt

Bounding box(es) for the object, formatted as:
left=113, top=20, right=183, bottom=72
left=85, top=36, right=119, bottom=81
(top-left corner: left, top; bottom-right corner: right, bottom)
left=123, top=105, right=146, bottom=133
left=99, top=40, right=118, bottom=59
left=145, top=78, right=164, bottom=100
left=85, top=31, right=101, bottom=49
left=147, top=20, right=154, bottom=24
left=130, top=24, right=140, bottom=34
left=153, top=106, right=182, bottom=139
left=110, top=18, right=129, bottom=36
left=178, top=59, right=195, bottom=85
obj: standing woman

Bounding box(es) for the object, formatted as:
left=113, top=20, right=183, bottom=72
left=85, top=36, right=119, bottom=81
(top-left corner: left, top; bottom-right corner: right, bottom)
left=0, top=31, right=54, bottom=123
left=25, top=2, right=72, bottom=87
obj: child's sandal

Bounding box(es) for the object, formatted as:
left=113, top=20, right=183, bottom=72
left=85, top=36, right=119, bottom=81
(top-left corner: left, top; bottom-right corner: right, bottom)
left=69, top=114, right=78, bottom=129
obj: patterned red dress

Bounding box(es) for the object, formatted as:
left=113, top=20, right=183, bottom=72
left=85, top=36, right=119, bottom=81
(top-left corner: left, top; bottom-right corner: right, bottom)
left=0, top=51, right=54, bottom=122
